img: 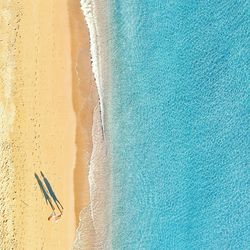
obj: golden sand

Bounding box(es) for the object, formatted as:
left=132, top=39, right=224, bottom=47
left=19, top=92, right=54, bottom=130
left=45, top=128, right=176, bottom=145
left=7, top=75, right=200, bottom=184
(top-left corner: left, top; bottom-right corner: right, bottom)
left=0, top=0, right=95, bottom=249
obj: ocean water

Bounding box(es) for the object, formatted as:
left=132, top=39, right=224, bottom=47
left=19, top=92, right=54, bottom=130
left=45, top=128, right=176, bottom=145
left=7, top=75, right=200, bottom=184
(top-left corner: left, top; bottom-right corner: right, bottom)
left=106, top=1, right=250, bottom=249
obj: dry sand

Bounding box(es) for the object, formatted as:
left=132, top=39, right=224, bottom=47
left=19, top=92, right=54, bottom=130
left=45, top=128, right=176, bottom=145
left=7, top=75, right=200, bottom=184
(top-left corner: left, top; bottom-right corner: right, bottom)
left=0, top=0, right=96, bottom=249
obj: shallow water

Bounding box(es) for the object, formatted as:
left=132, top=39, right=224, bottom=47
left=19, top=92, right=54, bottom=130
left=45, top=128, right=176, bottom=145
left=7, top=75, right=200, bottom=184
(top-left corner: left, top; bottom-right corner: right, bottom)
left=107, top=1, right=250, bottom=249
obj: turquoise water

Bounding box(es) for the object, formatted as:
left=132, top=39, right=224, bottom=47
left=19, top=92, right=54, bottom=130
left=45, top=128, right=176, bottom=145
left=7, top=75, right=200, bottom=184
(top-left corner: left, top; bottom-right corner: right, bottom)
left=106, top=1, right=250, bottom=249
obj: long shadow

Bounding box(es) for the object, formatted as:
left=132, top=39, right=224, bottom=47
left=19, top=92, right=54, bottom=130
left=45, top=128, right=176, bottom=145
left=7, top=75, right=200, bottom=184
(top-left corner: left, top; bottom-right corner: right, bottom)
left=40, top=171, right=63, bottom=213
left=34, top=173, right=55, bottom=211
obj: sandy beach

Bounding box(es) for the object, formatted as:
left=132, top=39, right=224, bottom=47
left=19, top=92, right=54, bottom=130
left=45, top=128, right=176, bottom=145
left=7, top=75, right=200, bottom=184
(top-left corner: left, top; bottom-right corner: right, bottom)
left=0, top=0, right=96, bottom=249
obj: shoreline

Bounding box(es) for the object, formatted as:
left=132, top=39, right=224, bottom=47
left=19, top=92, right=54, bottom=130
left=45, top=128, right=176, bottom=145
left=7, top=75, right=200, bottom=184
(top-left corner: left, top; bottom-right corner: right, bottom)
left=73, top=0, right=111, bottom=248
left=80, top=0, right=110, bottom=130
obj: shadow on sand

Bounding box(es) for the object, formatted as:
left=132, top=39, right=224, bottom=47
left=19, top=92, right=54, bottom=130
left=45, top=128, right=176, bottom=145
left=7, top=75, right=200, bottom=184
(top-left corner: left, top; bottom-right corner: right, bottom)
left=40, top=171, right=64, bottom=213
left=34, top=173, right=55, bottom=211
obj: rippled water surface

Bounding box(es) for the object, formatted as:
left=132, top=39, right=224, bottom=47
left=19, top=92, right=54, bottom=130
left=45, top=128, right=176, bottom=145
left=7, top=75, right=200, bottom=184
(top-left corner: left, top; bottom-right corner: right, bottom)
left=106, top=1, right=250, bottom=249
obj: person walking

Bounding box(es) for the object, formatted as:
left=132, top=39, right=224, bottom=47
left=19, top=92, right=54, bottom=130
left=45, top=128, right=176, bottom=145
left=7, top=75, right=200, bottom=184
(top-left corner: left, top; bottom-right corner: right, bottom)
left=48, top=211, right=62, bottom=222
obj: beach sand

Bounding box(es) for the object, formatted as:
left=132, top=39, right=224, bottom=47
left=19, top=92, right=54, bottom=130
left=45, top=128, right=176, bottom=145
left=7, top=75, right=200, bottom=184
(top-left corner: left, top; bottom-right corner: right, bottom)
left=68, top=0, right=98, bottom=226
left=0, top=0, right=96, bottom=249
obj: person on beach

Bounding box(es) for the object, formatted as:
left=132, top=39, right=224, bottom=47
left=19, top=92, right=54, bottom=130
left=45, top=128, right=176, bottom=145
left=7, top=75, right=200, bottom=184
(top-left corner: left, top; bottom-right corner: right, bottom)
left=48, top=211, right=62, bottom=222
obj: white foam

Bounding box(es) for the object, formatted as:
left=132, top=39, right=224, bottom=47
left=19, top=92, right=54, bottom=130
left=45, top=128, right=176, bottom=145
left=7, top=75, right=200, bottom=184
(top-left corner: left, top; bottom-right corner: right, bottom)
left=80, top=0, right=110, bottom=132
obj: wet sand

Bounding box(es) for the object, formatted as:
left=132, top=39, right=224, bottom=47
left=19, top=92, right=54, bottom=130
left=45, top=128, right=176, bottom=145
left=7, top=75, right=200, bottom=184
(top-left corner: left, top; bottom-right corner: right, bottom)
left=68, top=0, right=98, bottom=226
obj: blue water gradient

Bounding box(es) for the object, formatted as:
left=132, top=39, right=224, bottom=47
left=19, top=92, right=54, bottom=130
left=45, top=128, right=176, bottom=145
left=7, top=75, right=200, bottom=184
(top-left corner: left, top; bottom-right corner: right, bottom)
left=106, top=1, right=250, bottom=249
